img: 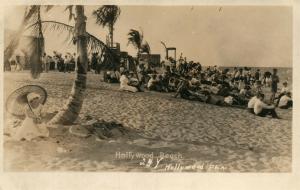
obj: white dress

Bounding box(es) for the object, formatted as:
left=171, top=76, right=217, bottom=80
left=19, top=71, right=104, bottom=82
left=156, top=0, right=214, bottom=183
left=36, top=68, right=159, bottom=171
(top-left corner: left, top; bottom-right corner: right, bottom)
left=13, top=104, right=49, bottom=141
left=119, top=75, right=138, bottom=92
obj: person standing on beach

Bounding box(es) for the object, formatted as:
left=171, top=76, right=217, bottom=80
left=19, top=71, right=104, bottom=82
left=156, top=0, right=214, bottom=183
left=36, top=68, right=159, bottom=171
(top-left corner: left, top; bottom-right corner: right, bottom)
left=254, top=69, right=261, bottom=81
left=270, top=68, right=279, bottom=103
left=42, top=53, right=47, bottom=72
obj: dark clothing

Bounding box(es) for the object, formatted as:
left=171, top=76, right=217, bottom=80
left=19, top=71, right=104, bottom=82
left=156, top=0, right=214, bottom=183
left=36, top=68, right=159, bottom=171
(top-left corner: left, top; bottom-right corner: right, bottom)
left=279, top=100, right=293, bottom=109
left=248, top=108, right=254, bottom=114
left=271, top=75, right=279, bottom=93
left=58, top=59, right=64, bottom=72
left=255, top=72, right=260, bottom=81
left=257, top=108, right=279, bottom=118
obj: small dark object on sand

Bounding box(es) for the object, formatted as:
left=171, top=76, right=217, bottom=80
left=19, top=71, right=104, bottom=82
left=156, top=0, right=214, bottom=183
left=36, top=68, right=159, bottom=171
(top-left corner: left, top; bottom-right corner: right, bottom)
left=82, top=117, right=128, bottom=140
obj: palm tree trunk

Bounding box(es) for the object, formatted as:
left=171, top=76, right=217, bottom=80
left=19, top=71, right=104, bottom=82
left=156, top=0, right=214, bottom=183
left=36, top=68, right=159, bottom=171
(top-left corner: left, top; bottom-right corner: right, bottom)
left=134, top=50, right=140, bottom=82
left=109, top=23, right=113, bottom=48
left=37, top=6, right=45, bottom=72
left=49, top=5, right=88, bottom=125
left=37, top=6, right=44, bottom=53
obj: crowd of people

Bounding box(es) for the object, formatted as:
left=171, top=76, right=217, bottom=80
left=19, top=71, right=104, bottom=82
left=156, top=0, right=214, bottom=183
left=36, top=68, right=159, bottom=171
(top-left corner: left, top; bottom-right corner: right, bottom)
left=41, top=52, right=77, bottom=73
left=8, top=51, right=292, bottom=119
left=115, top=56, right=292, bottom=119
left=7, top=51, right=78, bottom=73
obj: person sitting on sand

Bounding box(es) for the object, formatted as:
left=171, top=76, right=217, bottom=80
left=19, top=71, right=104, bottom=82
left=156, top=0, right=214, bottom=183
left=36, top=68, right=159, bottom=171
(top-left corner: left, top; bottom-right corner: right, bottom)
left=119, top=71, right=138, bottom=92
left=278, top=92, right=293, bottom=109
left=247, top=94, right=259, bottom=114
left=210, top=82, right=220, bottom=95
left=156, top=75, right=169, bottom=92
left=106, top=69, right=120, bottom=83
left=174, top=79, right=192, bottom=99
left=190, top=73, right=201, bottom=86
left=13, top=93, right=49, bottom=141
left=147, top=74, right=158, bottom=91
left=254, top=93, right=280, bottom=119
left=275, top=81, right=289, bottom=106
left=240, top=85, right=252, bottom=99
left=174, top=79, right=209, bottom=102
left=218, top=84, right=230, bottom=97
left=168, top=78, right=177, bottom=92
left=280, top=81, right=289, bottom=94
left=253, top=80, right=263, bottom=94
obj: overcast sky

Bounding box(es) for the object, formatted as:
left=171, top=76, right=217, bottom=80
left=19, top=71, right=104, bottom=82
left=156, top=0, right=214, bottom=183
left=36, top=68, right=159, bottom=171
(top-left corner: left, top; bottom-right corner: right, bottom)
left=4, top=5, right=292, bottom=67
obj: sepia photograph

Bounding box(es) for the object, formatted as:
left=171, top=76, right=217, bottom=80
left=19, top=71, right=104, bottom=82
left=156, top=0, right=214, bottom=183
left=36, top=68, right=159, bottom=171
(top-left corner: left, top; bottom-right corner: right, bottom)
left=2, top=4, right=293, bottom=173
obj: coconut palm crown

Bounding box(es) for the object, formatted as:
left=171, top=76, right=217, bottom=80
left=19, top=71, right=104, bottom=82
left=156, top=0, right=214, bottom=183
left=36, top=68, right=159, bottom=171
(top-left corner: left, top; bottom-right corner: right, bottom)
left=128, top=29, right=151, bottom=57
left=92, top=5, right=121, bottom=48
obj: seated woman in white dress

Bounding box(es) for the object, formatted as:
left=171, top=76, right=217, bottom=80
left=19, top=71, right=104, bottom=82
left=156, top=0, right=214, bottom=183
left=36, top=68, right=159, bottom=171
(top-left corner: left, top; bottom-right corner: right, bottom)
left=13, top=92, right=49, bottom=141
left=119, top=71, right=138, bottom=92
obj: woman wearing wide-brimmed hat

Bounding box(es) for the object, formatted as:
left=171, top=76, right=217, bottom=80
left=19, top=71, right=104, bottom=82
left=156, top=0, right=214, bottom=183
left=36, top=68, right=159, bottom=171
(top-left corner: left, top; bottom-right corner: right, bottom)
left=6, top=85, right=50, bottom=141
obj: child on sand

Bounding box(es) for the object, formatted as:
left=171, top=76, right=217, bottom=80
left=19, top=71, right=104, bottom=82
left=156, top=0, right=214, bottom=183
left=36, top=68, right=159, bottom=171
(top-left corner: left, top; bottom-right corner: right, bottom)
left=13, top=92, right=49, bottom=141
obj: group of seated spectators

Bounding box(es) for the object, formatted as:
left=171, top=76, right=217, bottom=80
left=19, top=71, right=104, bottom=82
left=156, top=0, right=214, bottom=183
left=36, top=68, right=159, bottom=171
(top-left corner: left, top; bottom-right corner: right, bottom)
left=113, top=56, right=292, bottom=119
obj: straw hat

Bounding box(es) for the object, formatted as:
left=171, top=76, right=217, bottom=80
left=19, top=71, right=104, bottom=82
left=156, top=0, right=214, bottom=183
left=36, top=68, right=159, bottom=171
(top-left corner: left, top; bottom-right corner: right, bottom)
left=6, top=85, right=47, bottom=117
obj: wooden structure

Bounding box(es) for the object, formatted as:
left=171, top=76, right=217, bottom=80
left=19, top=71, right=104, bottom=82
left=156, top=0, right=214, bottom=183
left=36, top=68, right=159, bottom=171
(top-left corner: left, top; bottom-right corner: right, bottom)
left=166, top=47, right=176, bottom=61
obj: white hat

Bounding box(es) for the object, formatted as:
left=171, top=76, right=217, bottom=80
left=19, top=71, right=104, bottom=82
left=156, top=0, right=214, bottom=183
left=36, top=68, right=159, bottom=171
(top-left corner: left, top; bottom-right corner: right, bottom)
left=27, top=92, right=41, bottom=102
left=6, top=85, right=47, bottom=117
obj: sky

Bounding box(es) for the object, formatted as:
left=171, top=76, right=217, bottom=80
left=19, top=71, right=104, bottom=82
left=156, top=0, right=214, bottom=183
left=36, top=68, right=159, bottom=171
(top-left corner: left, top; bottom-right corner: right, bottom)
left=4, top=5, right=292, bottom=67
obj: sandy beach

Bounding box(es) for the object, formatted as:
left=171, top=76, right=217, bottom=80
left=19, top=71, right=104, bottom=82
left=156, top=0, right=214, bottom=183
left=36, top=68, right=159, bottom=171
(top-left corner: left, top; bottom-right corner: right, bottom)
left=3, top=71, right=292, bottom=172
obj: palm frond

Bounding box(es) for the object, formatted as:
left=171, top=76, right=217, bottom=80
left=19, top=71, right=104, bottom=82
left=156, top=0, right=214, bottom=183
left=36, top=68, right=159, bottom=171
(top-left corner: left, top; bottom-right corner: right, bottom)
left=26, top=20, right=74, bottom=36
left=65, top=5, right=75, bottom=21
left=24, top=5, right=39, bottom=21
left=86, top=33, right=115, bottom=62
left=26, top=20, right=116, bottom=64
left=141, top=41, right=151, bottom=54
left=127, top=29, right=143, bottom=50
left=92, top=5, right=121, bottom=27
left=45, top=5, right=54, bottom=12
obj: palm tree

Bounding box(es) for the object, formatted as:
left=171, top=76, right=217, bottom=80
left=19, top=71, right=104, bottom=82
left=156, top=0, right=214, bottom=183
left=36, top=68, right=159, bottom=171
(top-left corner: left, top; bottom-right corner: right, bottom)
left=127, top=29, right=151, bottom=81
left=128, top=29, right=151, bottom=57
left=45, top=6, right=87, bottom=124
left=24, top=6, right=114, bottom=125
left=92, top=5, right=121, bottom=48
left=4, top=6, right=46, bottom=72
left=4, top=5, right=55, bottom=77
left=30, top=6, right=45, bottom=78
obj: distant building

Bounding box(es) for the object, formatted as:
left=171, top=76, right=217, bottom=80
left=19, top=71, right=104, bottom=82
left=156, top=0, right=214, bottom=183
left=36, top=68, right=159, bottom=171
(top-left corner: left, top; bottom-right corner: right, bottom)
left=139, top=54, right=161, bottom=67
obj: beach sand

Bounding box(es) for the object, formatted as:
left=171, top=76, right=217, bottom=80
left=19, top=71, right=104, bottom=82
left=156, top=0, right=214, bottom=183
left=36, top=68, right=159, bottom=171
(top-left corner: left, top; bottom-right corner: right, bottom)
left=3, top=72, right=292, bottom=172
